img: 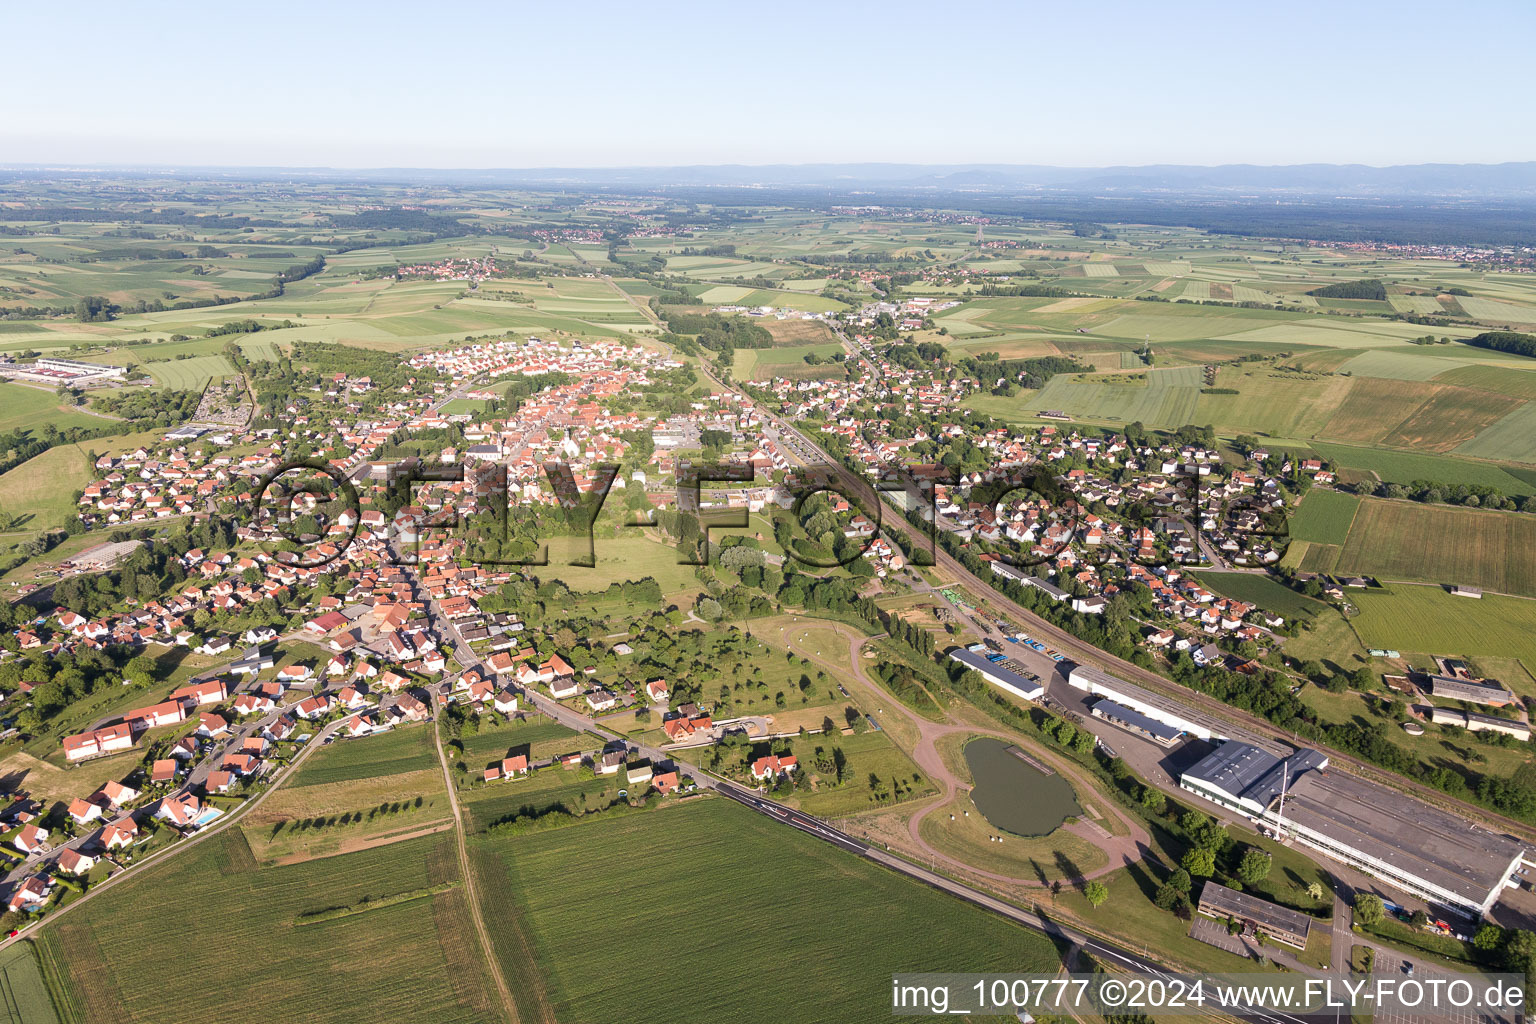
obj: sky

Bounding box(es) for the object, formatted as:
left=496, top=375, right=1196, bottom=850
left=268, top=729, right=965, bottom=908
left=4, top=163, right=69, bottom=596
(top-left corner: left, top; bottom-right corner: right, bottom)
left=6, top=0, right=1535, bottom=170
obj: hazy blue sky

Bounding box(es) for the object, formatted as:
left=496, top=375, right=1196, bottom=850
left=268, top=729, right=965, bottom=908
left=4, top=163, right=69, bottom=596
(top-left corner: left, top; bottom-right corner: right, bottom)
left=6, top=0, right=1534, bottom=168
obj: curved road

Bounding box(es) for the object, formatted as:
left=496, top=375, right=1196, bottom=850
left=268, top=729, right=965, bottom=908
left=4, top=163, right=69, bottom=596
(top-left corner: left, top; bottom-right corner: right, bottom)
left=776, top=621, right=1151, bottom=886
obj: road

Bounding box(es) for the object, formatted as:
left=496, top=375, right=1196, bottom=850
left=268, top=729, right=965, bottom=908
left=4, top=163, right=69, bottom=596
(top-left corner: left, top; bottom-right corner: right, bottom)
left=432, top=705, right=522, bottom=1024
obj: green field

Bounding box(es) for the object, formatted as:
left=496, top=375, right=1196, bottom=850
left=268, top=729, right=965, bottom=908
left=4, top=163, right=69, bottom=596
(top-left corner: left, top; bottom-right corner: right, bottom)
left=0, top=444, right=91, bottom=535
left=47, top=831, right=499, bottom=1024
left=144, top=354, right=236, bottom=390
left=1190, top=571, right=1333, bottom=622
left=0, top=383, right=108, bottom=435
left=471, top=796, right=1062, bottom=1024
left=732, top=341, right=843, bottom=379
left=1308, top=442, right=1536, bottom=496
left=1348, top=584, right=1536, bottom=674
left=1287, top=488, right=1360, bottom=545
left=0, top=943, right=60, bottom=1024
left=1319, top=498, right=1536, bottom=597
left=1454, top=402, right=1536, bottom=464
left=973, top=365, right=1204, bottom=428
left=289, top=725, right=436, bottom=787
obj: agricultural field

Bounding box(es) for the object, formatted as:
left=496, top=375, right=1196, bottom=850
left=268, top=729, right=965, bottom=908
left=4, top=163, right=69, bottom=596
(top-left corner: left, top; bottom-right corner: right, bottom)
left=1307, top=442, right=1536, bottom=496
left=1190, top=571, right=1333, bottom=622
left=0, top=942, right=60, bottom=1024
left=1286, top=488, right=1360, bottom=545
left=0, top=444, right=91, bottom=536
left=732, top=341, right=843, bottom=378
left=45, top=831, right=501, bottom=1024
left=1315, top=498, right=1536, bottom=597
left=973, top=365, right=1204, bottom=428
left=288, top=725, right=437, bottom=787
left=143, top=354, right=236, bottom=390
left=1348, top=584, right=1536, bottom=678
left=470, top=796, right=1062, bottom=1024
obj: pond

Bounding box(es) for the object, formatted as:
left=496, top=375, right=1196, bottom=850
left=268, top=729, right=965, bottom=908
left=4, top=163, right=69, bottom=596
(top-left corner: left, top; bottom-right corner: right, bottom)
left=963, top=738, right=1082, bottom=838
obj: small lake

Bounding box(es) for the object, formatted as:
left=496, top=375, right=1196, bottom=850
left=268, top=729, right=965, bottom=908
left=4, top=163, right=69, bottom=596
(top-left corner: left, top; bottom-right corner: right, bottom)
left=964, top=738, right=1082, bottom=837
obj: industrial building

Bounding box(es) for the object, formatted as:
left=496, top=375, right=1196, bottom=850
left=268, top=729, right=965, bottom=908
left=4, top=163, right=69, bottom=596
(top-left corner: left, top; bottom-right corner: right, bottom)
left=1196, top=881, right=1313, bottom=950
left=948, top=647, right=1044, bottom=702
left=1426, top=706, right=1531, bottom=741
left=1089, top=698, right=1182, bottom=746
left=1067, top=664, right=1225, bottom=742
left=0, top=357, right=126, bottom=385
left=1181, top=740, right=1528, bottom=917
left=1426, top=675, right=1514, bottom=708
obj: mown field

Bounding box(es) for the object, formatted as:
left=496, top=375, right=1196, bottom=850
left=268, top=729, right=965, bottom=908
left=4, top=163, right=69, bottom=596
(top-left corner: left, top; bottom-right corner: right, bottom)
left=288, top=725, right=436, bottom=787
left=1309, top=498, right=1536, bottom=597
left=143, top=354, right=236, bottom=390
left=0, top=444, right=91, bottom=535
left=46, top=830, right=501, bottom=1024
left=1348, top=584, right=1536, bottom=675
left=470, top=796, right=1062, bottom=1024
left=1190, top=571, right=1333, bottom=622
left=1286, top=488, right=1360, bottom=545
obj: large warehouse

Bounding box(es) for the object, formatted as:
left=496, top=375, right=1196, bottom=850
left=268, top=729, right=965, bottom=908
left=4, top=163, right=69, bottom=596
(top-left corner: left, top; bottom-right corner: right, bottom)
left=948, top=647, right=1044, bottom=702
left=1067, top=664, right=1227, bottom=742
left=1181, top=741, right=1529, bottom=917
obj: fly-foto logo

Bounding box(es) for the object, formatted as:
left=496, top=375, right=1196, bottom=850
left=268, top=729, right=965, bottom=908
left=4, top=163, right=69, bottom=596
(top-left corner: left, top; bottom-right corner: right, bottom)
left=249, top=455, right=1297, bottom=576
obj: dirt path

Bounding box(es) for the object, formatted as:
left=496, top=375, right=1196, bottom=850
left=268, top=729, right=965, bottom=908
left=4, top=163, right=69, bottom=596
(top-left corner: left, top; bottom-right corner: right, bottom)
left=269, top=819, right=455, bottom=865
left=603, top=274, right=663, bottom=328
left=434, top=722, right=524, bottom=1024
left=773, top=621, right=1152, bottom=886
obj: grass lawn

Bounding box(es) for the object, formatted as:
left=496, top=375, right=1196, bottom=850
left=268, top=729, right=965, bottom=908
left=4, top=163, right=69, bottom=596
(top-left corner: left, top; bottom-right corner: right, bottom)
left=781, top=727, right=936, bottom=818
left=288, top=724, right=436, bottom=787
left=535, top=534, right=702, bottom=597
left=1299, top=685, right=1532, bottom=784
left=470, top=796, right=1063, bottom=1024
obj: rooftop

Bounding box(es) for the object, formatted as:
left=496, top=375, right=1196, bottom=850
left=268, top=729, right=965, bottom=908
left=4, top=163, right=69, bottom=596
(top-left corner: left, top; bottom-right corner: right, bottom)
left=1197, top=880, right=1313, bottom=941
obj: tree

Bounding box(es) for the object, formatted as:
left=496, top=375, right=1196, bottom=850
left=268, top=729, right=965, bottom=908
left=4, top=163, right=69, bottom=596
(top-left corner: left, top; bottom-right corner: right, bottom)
left=1084, top=881, right=1108, bottom=909
left=1353, top=892, right=1385, bottom=927
left=1237, top=848, right=1272, bottom=887
left=1473, top=922, right=1504, bottom=952
left=1181, top=847, right=1216, bottom=878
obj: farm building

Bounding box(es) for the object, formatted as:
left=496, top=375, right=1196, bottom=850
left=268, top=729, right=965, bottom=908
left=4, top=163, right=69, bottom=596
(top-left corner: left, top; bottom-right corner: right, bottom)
left=1426, top=674, right=1514, bottom=708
